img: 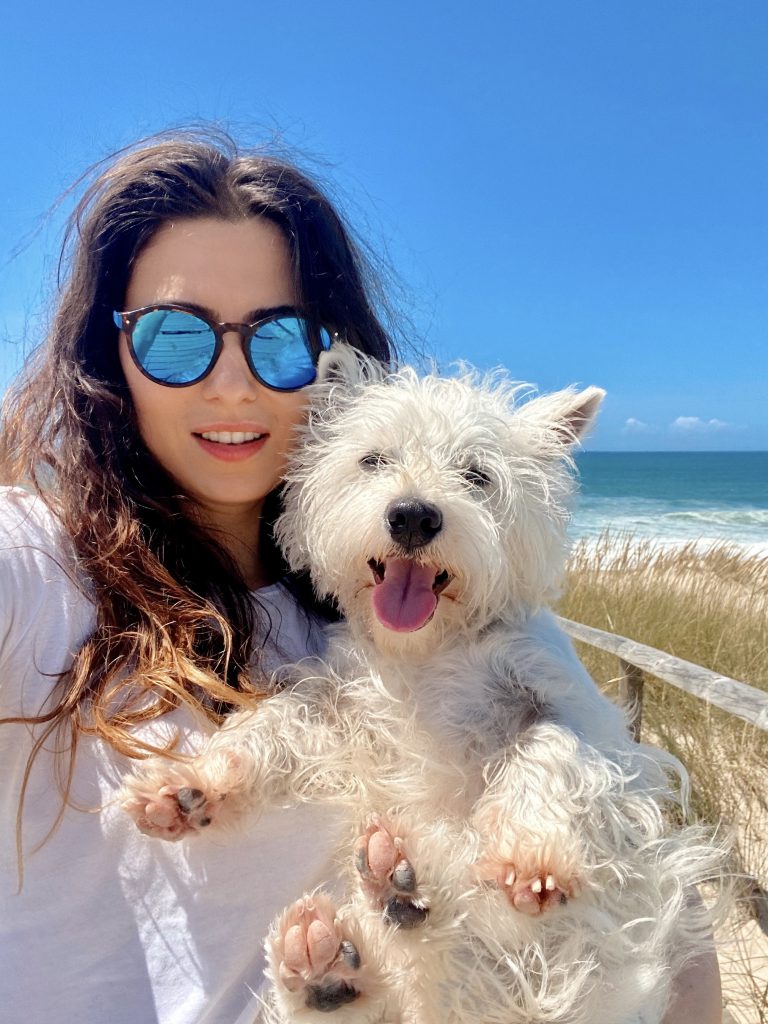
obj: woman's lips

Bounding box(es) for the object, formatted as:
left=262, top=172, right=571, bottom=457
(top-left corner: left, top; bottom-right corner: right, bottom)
left=193, top=434, right=269, bottom=462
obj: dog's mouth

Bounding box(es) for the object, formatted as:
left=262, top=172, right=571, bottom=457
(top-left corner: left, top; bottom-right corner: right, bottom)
left=367, top=558, right=453, bottom=633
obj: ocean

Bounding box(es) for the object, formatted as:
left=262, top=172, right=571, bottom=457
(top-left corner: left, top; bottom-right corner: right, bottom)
left=570, top=452, right=768, bottom=556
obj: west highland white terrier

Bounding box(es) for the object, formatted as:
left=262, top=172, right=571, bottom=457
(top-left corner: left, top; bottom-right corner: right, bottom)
left=122, top=347, right=724, bottom=1024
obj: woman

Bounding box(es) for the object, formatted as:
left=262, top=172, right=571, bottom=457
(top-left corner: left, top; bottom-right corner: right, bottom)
left=0, top=130, right=395, bottom=1024
left=0, top=130, right=721, bottom=1023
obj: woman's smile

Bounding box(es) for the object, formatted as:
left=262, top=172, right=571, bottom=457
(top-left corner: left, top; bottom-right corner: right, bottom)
left=193, top=422, right=270, bottom=461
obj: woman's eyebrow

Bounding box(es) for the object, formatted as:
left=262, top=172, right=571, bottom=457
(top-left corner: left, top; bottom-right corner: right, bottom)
left=159, top=299, right=213, bottom=318
left=150, top=301, right=298, bottom=324
left=240, top=303, right=298, bottom=324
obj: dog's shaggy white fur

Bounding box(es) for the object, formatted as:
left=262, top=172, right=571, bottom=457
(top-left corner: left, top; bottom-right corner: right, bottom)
left=122, top=348, right=725, bottom=1024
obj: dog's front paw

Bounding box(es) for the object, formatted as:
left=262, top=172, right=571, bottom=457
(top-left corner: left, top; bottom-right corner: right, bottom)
left=354, top=814, right=428, bottom=929
left=121, top=760, right=228, bottom=841
left=475, top=844, right=582, bottom=915
left=274, top=894, right=364, bottom=1012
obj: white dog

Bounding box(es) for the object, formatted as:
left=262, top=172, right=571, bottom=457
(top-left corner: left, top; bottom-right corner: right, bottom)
left=122, top=349, right=723, bottom=1024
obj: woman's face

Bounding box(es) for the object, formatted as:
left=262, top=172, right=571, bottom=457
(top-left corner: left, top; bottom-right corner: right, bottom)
left=118, top=217, right=308, bottom=525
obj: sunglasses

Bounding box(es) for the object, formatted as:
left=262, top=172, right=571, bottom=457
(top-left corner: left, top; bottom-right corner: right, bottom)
left=113, top=303, right=333, bottom=390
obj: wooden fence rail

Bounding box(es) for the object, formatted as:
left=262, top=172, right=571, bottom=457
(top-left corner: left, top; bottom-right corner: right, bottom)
left=557, top=616, right=768, bottom=739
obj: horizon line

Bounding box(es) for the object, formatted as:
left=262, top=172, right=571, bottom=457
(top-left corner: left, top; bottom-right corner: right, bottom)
left=580, top=449, right=768, bottom=455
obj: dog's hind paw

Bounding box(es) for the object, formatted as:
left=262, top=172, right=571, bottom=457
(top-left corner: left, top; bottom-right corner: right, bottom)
left=500, top=865, right=581, bottom=915
left=273, top=894, right=365, bottom=1012
left=354, top=815, right=429, bottom=929
left=120, top=761, right=228, bottom=841
left=475, top=849, right=582, bottom=915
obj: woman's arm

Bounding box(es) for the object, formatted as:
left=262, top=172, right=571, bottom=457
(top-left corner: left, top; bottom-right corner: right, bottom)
left=662, top=943, right=722, bottom=1024
left=663, top=887, right=723, bottom=1024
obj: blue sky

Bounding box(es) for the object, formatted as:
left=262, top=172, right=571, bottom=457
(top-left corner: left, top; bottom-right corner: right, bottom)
left=1, top=1, right=765, bottom=450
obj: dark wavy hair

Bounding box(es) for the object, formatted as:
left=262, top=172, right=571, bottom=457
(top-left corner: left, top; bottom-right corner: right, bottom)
left=0, top=128, right=397, bottom=849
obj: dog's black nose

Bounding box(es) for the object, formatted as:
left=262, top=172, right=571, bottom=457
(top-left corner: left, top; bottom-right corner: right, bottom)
left=386, top=498, right=443, bottom=551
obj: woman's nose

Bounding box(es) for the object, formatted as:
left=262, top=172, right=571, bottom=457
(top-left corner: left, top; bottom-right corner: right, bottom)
left=200, top=334, right=260, bottom=401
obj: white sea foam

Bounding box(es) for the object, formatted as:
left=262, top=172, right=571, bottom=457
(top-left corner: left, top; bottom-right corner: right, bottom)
left=569, top=497, right=768, bottom=558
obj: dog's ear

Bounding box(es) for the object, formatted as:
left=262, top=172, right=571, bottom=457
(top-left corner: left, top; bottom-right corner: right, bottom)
left=516, top=386, right=605, bottom=448
left=317, top=342, right=389, bottom=388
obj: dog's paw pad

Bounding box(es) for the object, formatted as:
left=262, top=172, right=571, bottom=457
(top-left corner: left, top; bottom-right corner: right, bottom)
left=275, top=895, right=363, bottom=1009
left=354, top=815, right=428, bottom=929
left=383, top=896, right=429, bottom=928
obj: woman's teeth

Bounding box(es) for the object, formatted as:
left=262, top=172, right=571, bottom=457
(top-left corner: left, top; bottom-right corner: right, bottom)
left=200, top=431, right=264, bottom=444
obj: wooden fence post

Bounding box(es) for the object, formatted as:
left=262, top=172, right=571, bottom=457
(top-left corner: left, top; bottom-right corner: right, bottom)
left=618, top=658, right=644, bottom=742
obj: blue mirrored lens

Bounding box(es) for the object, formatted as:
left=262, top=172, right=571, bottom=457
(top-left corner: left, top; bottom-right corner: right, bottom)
left=248, top=317, right=331, bottom=390
left=131, top=309, right=216, bottom=384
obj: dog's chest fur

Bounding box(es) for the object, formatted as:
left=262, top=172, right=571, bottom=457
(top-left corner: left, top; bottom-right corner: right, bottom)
left=396, top=640, right=548, bottom=760
left=329, top=611, right=600, bottom=816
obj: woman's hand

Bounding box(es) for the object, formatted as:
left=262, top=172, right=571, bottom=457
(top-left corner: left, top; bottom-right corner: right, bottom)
left=662, top=888, right=723, bottom=1024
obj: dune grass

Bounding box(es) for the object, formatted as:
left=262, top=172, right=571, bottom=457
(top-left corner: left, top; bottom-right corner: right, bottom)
left=557, top=534, right=768, bottom=1021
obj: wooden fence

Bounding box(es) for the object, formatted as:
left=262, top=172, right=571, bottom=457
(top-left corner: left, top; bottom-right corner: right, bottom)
left=557, top=616, right=768, bottom=740
left=557, top=616, right=768, bottom=934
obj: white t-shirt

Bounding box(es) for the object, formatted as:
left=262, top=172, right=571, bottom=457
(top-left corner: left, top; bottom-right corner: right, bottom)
left=0, top=487, right=343, bottom=1024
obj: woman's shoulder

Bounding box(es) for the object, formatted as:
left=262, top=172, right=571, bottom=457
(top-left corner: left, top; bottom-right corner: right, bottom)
left=0, top=487, right=94, bottom=697
left=0, top=486, right=90, bottom=632
left=1, top=484, right=59, bottom=533
left=0, top=485, right=76, bottom=572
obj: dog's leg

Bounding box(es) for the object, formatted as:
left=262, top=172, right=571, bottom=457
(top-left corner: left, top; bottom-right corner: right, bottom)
left=472, top=724, right=591, bottom=916
left=349, top=813, right=483, bottom=1024
left=120, top=680, right=360, bottom=839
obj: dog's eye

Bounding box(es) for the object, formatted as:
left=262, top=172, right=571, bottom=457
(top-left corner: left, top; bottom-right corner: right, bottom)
left=360, top=452, right=391, bottom=471
left=462, top=466, right=491, bottom=488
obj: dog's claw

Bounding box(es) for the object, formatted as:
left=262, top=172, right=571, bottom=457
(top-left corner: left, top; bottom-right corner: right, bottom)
left=338, top=940, right=361, bottom=970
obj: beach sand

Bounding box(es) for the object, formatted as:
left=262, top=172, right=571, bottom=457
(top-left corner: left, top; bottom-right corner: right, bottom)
left=720, top=915, right=768, bottom=1023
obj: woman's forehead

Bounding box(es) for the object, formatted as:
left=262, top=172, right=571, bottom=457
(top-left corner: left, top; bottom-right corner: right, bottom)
left=124, top=217, right=295, bottom=318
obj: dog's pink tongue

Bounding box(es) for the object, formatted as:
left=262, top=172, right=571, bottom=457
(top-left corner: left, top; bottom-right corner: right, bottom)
left=372, top=559, right=438, bottom=632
